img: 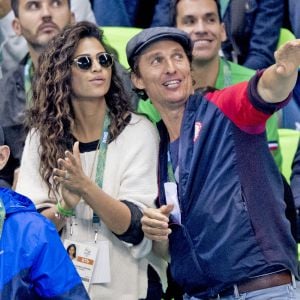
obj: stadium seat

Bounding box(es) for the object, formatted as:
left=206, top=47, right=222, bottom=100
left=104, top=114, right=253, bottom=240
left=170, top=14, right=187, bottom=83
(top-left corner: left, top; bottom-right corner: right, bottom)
left=276, top=28, right=296, bottom=49
left=278, top=128, right=300, bottom=183
left=102, top=26, right=142, bottom=69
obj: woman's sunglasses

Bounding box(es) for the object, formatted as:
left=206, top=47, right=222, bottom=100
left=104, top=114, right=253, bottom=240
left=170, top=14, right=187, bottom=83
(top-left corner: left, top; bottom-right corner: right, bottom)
left=72, top=52, right=113, bottom=70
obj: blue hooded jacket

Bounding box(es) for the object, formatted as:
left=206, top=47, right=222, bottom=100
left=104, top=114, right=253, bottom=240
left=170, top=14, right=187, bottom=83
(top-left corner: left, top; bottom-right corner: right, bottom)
left=0, top=188, right=90, bottom=299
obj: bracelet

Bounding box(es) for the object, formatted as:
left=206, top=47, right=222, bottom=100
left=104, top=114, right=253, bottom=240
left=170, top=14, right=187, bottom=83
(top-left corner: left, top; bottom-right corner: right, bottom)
left=56, top=201, right=74, bottom=217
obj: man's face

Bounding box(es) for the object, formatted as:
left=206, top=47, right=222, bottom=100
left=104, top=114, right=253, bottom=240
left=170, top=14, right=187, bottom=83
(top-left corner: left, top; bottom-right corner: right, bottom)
left=132, top=40, right=193, bottom=112
left=12, top=0, right=73, bottom=52
left=176, top=0, right=226, bottom=63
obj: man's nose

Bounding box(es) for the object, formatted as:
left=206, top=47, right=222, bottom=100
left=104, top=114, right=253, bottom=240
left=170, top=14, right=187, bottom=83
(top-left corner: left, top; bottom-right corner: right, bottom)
left=194, top=20, right=207, bottom=34
left=165, top=59, right=176, bottom=74
left=40, top=3, right=52, bottom=18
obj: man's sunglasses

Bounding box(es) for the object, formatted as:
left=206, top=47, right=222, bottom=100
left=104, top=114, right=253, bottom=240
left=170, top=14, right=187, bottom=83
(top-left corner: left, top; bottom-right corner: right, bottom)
left=72, top=52, right=113, bottom=70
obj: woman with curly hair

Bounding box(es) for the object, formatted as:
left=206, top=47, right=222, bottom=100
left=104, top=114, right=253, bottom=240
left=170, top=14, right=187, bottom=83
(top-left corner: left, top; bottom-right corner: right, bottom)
left=16, top=21, right=165, bottom=299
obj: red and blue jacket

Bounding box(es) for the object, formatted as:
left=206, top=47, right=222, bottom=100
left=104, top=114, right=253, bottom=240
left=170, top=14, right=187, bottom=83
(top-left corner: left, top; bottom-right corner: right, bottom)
left=0, top=188, right=90, bottom=300
left=157, top=73, right=298, bottom=298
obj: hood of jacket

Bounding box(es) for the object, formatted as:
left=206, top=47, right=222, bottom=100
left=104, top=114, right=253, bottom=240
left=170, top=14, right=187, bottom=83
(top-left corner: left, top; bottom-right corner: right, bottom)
left=0, top=188, right=36, bottom=216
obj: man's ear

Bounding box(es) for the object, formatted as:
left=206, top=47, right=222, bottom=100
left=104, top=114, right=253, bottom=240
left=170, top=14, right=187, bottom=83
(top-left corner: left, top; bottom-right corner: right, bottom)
left=70, top=12, right=75, bottom=24
left=220, top=22, right=227, bottom=42
left=0, top=145, right=10, bottom=171
left=131, top=72, right=146, bottom=90
left=12, top=18, right=22, bottom=36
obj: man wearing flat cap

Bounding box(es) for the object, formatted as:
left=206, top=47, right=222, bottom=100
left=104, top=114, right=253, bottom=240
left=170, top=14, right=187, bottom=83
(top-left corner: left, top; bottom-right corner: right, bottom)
left=127, top=27, right=300, bottom=299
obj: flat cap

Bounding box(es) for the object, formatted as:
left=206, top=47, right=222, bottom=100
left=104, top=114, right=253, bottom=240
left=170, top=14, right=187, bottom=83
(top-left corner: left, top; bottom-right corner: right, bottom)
left=126, top=26, right=192, bottom=69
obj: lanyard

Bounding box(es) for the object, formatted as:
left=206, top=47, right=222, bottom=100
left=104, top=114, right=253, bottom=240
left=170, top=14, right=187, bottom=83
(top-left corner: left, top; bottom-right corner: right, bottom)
left=92, top=112, right=110, bottom=235
left=167, top=150, right=176, bottom=183
left=95, top=112, right=110, bottom=189
left=24, top=57, right=34, bottom=103
left=70, top=112, right=110, bottom=242
left=166, top=147, right=181, bottom=223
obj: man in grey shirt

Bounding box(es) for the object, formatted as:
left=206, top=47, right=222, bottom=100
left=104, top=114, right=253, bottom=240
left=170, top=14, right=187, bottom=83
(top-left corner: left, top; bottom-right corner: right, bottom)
left=0, top=0, right=96, bottom=77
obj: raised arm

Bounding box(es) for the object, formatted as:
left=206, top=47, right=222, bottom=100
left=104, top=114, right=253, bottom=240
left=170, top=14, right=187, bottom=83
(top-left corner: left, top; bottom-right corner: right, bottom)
left=258, top=40, right=300, bottom=103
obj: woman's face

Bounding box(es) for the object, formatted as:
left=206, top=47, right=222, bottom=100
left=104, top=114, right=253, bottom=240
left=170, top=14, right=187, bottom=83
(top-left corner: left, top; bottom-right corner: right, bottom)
left=68, top=245, right=75, bottom=257
left=71, top=37, right=112, bottom=102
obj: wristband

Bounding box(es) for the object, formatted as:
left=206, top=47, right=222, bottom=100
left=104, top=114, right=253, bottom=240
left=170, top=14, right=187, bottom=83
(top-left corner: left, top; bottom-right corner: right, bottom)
left=56, top=201, right=74, bottom=217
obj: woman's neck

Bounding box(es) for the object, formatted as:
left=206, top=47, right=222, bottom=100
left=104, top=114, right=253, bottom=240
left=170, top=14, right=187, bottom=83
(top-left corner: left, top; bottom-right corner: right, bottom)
left=72, top=98, right=107, bottom=142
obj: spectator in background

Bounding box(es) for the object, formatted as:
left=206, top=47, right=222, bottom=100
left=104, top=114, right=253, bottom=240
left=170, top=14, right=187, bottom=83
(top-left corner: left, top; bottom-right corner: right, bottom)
left=93, top=0, right=172, bottom=28
left=144, top=0, right=284, bottom=70
left=150, top=0, right=172, bottom=26
left=0, top=0, right=95, bottom=77
left=0, top=0, right=75, bottom=190
left=0, top=126, right=89, bottom=300
left=221, top=0, right=284, bottom=70
left=275, top=1, right=300, bottom=131
left=0, top=0, right=14, bottom=77
left=288, top=0, right=300, bottom=38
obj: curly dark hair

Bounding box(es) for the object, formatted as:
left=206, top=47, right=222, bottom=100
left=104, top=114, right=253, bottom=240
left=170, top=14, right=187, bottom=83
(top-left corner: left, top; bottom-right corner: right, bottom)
left=27, top=21, right=131, bottom=193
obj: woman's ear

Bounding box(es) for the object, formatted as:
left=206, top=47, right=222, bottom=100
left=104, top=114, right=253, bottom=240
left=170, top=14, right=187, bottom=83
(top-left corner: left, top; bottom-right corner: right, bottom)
left=0, top=145, right=10, bottom=171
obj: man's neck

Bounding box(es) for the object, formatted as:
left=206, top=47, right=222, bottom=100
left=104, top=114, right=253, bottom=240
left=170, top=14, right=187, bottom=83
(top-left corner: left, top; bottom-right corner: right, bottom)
left=28, top=44, right=45, bottom=69
left=192, top=56, right=220, bottom=90
left=160, top=106, right=185, bottom=142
